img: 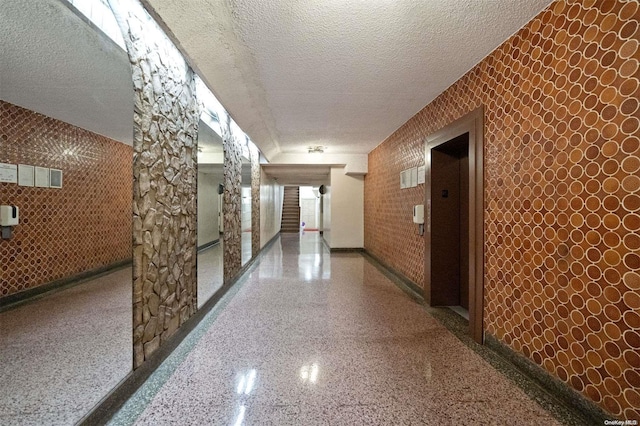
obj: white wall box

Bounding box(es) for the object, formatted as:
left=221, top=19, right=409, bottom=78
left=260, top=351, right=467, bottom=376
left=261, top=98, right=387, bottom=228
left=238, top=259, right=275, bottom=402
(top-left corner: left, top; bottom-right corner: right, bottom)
left=50, top=169, right=63, bottom=188
left=35, top=166, right=50, bottom=188
left=18, top=164, right=35, bottom=186
left=0, top=163, right=18, bottom=184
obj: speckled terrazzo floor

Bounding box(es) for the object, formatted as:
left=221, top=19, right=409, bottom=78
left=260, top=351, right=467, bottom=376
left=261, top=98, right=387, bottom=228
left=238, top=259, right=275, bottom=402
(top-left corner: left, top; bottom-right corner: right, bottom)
left=0, top=267, right=132, bottom=426
left=110, top=232, right=564, bottom=425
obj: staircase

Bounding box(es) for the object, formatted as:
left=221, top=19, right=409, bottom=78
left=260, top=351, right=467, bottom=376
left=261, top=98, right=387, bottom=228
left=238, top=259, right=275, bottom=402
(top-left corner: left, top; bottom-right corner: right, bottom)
left=281, top=186, right=301, bottom=233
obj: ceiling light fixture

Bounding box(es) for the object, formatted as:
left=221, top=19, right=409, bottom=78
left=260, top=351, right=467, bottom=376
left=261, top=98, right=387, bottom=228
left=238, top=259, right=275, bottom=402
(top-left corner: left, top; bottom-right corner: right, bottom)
left=308, top=146, right=326, bottom=154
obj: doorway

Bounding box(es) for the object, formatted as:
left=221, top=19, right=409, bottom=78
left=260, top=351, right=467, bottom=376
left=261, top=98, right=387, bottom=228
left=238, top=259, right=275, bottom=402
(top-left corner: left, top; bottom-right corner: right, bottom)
left=430, top=134, right=469, bottom=311
left=425, top=108, right=484, bottom=343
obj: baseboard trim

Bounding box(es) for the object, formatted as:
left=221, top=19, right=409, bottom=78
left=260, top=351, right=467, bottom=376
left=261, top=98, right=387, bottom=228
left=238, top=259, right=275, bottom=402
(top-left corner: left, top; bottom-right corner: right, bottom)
left=79, top=232, right=282, bottom=425
left=484, top=334, right=611, bottom=424
left=329, top=247, right=364, bottom=253
left=197, top=239, right=220, bottom=252
left=361, top=249, right=424, bottom=305
left=0, top=259, right=132, bottom=313
left=362, top=250, right=424, bottom=302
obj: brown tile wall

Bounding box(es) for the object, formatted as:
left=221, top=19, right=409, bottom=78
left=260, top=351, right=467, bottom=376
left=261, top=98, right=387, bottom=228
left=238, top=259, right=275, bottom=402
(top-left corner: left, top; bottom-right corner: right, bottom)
left=0, top=101, right=132, bottom=297
left=364, top=0, right=639, bottom=420
left=365, top=132, right=427, bottom=285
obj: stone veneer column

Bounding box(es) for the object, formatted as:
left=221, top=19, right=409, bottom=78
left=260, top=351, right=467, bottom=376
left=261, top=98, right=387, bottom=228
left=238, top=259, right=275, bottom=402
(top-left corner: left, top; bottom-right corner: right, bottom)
left=221, top=116, right=243, bottom=281
left=109, top=0, right=199, bottom=367
left=249, top=143, right=261, bottom=255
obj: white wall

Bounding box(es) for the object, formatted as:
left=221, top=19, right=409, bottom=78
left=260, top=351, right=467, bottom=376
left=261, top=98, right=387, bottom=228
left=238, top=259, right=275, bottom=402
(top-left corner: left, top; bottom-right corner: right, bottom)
left=299, top=186, right=319, bottom=229
left=197, top=171, right=220, bottom=247
left=322, top=182, right=331, bottom=246
left=270, top=152, right=368, bottom=174
left=260, top=170, right=283, bottom=248
left=325, top=167, right=364, bottom=248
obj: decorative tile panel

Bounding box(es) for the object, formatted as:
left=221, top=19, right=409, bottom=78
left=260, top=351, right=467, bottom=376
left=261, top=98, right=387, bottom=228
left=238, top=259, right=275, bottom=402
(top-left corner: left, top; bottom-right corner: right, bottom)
left=365, top=0, right=639, bottom=420
left=0, top=101, right=132, bottom=297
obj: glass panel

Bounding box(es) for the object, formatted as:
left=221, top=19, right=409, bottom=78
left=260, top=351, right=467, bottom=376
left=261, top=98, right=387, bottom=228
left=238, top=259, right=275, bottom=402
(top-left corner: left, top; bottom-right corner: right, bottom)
left=197, top=116, right=224, bottom=307
left=0, top=1, right=132, bottom=423
left=241, top=155, right=252, bottom=266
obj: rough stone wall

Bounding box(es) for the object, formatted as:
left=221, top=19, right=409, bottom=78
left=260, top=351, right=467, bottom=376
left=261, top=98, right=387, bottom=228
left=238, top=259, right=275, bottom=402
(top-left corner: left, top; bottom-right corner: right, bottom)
left=222, top=116, right=243, bottom=281
left=365, top=0, right=639, bottom=420
left=109, top=0, right=199, bottom=367
left=250, top=143, right=261, bottom=255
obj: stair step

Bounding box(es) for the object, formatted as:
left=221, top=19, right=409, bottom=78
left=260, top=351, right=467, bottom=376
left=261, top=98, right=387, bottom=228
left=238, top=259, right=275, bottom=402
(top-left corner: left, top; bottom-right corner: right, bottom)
left=281, top=186, right=301, bottom=231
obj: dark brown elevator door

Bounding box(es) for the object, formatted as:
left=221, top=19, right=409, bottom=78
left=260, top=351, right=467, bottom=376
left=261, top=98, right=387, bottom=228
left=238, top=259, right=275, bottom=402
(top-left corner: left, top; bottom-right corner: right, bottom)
left=430, top=133, right=469, bottom=309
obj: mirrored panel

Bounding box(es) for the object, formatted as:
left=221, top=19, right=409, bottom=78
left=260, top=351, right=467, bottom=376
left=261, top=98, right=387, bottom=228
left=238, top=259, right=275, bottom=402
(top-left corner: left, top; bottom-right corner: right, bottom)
left=241, top=155, right=252, bottom=266
left=197, top=115, right=224, bottom=307
left=0, top=0, right=133, bottom=423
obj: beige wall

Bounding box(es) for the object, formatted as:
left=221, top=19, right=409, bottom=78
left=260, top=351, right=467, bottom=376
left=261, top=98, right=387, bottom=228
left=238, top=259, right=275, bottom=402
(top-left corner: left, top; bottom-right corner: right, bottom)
left=322, top=183, right=332, bottom=247
left=326, top=168, right=364, bottom=249
left=259, top=171, right=283, bottom=248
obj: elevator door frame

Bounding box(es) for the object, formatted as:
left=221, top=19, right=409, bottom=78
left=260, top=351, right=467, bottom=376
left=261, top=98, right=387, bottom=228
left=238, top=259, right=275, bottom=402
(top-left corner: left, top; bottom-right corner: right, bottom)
left=424, top=107, right=484, bottom=343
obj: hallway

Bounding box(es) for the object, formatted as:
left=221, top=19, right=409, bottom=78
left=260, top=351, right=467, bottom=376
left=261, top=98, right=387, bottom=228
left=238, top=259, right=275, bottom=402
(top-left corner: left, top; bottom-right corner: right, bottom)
left=110, top=232, right=562, bottom=425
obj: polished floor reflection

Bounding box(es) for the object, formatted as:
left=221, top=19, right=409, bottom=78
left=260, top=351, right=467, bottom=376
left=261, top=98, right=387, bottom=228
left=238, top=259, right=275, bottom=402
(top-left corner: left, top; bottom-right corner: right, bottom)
left=197, top=243, right=223, bottom=308
left=116, top=232, right=560, bottom=425
left=0, top=267, right=132, bottom=426
left=241, top=231, right=252, bottom=266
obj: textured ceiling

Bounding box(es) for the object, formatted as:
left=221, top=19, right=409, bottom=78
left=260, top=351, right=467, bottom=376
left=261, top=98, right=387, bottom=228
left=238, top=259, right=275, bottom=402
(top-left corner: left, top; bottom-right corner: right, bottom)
left=0, top=0, right=133, bottom=145
left=1, top=0, right=554, bottom=171
left=145, top=0, right=553, bottom=159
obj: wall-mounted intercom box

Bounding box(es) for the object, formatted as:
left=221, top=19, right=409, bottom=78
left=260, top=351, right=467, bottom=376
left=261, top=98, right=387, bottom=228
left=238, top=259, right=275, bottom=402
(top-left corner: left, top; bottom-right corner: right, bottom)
left=413, top=204, right=424, bottom=224
left=1, top=205, right=19, bottom=226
